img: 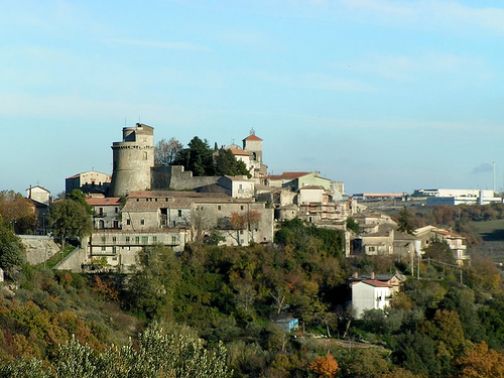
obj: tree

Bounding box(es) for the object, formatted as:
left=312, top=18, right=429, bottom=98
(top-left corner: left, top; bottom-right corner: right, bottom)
left=124, top=245, right=181, bottom=319
left=346, top=216, right=360, bottom=234
left=0, top=216, right=25, bottom=277
left=456, top=342, right=504, bottom=378
left=155, top=137, right=182, bottom=166
left=66, top=189, right=92, bottom=215
left=397, top=207, right=415, bottom=234
left=0, top=190, right=36, bottom=234
left=308, top=352, right=339, bottom=377
left=49, top=199, right=92, bottom=248
left=423, top=240, right=455, bottom=265
left=173, top=136, right=215, bottom=176
left=214, top=148, right=250, bottom=177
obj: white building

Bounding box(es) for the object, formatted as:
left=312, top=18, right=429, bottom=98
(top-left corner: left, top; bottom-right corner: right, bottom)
left=351, top=278, right=394, bottom=319
left=416, top=188, right=502, bottom=206
left=218, top=176, right=255, bottom=199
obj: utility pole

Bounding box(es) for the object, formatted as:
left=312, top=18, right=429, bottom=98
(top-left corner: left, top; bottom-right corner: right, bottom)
left=493, top=161, right=496, bottom=193
left=411, top=251, right=414, bottom=278
left=417, top=255, right=420, bottom=280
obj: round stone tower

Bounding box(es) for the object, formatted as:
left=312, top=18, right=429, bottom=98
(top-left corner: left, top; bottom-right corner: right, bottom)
left=111, top=123, right=155, bottom=197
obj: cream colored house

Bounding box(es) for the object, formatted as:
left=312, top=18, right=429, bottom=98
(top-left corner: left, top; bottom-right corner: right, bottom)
left=26, top=185, right=51, bottom=205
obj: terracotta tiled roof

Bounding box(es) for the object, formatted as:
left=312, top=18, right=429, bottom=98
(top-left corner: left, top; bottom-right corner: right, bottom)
left=229, top=147, right=250, bottom=156
left=361, top=279, right=392, bottom=288
left=243, top=134, right=263, bottom=142
left=86, top=197, right=121, bottom=206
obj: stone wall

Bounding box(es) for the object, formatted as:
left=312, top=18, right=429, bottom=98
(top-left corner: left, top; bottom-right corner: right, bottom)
left=19, top=235, right=60, bottom=265
left=151, top=165, right=219, bottom=191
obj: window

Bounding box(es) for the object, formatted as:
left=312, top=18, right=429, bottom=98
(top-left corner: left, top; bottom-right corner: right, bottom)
left=153, top=236, right=157, bottom=243
left=115, top=207, right=119, bottom=214
left=140, top=219, right=145, bottom=225
left=112, top=236, right=117, bottom=243
left=141, top=236, right=148, bottom=244
left=135, top=236, right=140, bottom=244
left=125, top=236, right=130, bottom=243
left=101, top=236, right=106, bottom=243
left=218, top=206, right=222, bottom=211
left=101, top=246, right=106, bottom=251
left=99, top=208, right=104, bottom=217
left=178, top=210, right=182, bottom=217
left=112, top=246, right=117, bottom=254
left=143, top=151, right=148, bottom=160
left=126, top=219, right=131, bottom=225
left=171, top=236, right=177, bottom=244
left=240, top=205, right=244, bottom=210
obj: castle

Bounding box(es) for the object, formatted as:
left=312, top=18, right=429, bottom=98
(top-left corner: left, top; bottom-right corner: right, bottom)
left=57, top=123, right=349, bottom=273
left=110, top=123, right=267, bottom=197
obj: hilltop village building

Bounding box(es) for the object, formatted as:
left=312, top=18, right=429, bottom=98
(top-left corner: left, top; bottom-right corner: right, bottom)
left=63, top=123, right=348, bottom=272
left=66, top=171, right=112, bottom=196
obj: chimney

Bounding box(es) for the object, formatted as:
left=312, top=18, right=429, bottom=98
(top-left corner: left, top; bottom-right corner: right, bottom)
left=371, top=272, right=375, bottom=280
left=28, top=185, right=32, bottom=199
left=353, top=272, right=359, bottom=279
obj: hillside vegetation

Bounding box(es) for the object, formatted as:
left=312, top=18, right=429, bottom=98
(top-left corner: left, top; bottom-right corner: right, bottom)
left=1, top=217, right=504, bottom=376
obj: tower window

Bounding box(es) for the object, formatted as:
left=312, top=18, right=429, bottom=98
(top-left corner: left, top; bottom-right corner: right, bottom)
left=143, top=151, right=148, bottom=160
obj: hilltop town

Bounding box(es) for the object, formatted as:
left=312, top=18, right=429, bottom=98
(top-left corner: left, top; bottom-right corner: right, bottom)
left=2, top=123, right=504, bottom=377
left=20, top=123, right=484, bottom=275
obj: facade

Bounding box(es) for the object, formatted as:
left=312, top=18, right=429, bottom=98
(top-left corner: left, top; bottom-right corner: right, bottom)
left=228, top=145, right=253, bottom=173
left=351, top=278, right=394, bottom=319
left=121, top=191, right=274, bottom=246
left=65, top=171, right=112, bottom=195
left=86, top=197, right=121, bottom=230
left=111, top=124, right=155, bottom=197
left=218, top=176, right=255, bottom=199
left=84, top=229, right=188, bottom=272
left=268, top=171, right=344, bottom=201
left=414, top=225, right=469, bottom=265
left=242, top=130, right=267, bottom=179
left=26, top=185, right=51, bottom=205
left=356, top=227, right=395, bottom=256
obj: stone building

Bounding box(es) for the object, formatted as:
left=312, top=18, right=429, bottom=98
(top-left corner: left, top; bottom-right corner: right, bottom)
left=66, top=171, right=112, bottom=196
left=85, top=197, right=121, bottom=230
left=79, top=190, right=274, bottom=272
left=111, top=123, right=155, bottom=197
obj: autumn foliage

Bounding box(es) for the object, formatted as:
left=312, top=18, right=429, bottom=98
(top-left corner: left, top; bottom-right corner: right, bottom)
left=308, top=352, right=339, bottom=377
left=457, top=342, right=504, bottom=378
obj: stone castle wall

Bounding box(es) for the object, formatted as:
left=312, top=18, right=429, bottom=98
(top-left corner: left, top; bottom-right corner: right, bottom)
left=151, top=165, right=219, bottom=191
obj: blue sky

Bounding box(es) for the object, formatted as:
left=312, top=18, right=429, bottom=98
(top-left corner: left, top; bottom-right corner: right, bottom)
left=1, top=0, right=504, bottom=195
